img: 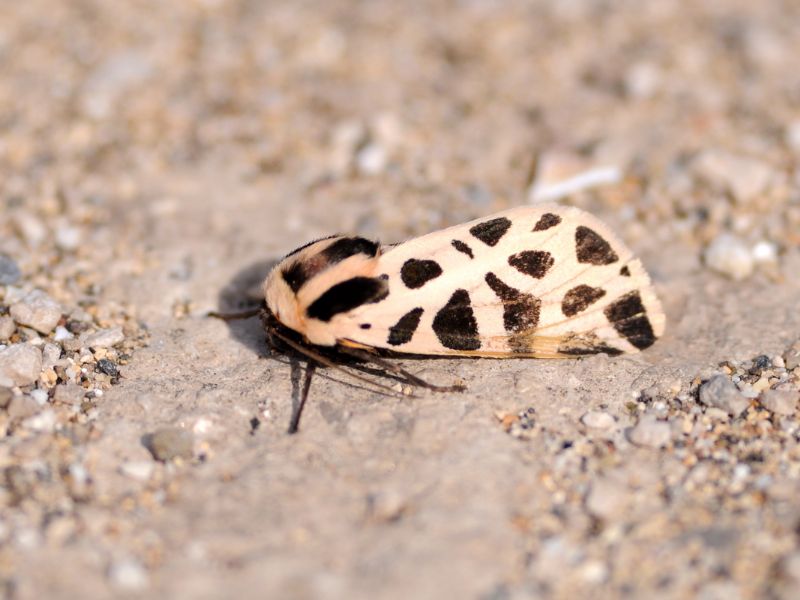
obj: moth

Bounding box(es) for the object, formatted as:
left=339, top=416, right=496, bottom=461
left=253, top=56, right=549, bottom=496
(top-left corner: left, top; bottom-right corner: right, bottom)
left=217, top=204, right=665, bottom=433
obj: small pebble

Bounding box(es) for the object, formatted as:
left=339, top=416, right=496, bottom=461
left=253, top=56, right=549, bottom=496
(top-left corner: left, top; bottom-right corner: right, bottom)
left=0, top=343, right=43, bottom=387
left=146, top=427, right=194, bottom=461
left=96, top=358, right=119, bottom=377
left=699, top=375, right=750, bottom=416
left=82, top=327, right=125, bottom=349
left=6, top=395, right=41, bottom=419
left=581, top=410, right=616, bottom=429
left=0, top=254, right=21, bottom=285
left=784, top=341, right=800, bottom=370
left=585, top=478, right=629, bottom=519
left=108, top=558, right=148, bottom=591
left=628, top=415, right=671, bottom=448
left=41, top=343, right=61, bottom=369
left=0, top=316, right=15, bottom=341
left=0, top=387, right=13, bottom=409
left=53, top=326, right=74, bottom=341
left=55, top=224, right=82, bottom=251
left=703, top=234, right=754, bottom=280
left=759, top=389, right=798, bottom=416
left=9, top=290, right=63, bottom=334
left=694, top=150, right=773, bottom=204
left=54, top=383, right=86, bottom=406
left=29, top=389, right=48, bottom=405
left=119, top=461, right=155, bottom=481
left=22, top=409, right=56, bottom=432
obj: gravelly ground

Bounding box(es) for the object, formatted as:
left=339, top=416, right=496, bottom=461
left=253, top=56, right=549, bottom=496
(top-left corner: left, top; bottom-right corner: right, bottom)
left=2, top=1, right=800, bottom=598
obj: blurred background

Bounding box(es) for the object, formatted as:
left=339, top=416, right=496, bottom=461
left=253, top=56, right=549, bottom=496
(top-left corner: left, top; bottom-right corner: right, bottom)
left=2, top=1, right=800, bottom=598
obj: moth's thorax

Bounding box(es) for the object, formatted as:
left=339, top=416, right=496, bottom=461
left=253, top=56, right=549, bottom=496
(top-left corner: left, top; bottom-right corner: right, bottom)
left=264, top=236, right=383, bottom=346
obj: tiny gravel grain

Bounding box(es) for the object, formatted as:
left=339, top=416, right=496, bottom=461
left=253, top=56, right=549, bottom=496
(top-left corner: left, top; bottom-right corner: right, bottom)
left=0, top=316, right=15, bottom=341
left=9, top=290, right=63, bottom=335
left=0, top=254, right=22, bottom=285
left=146, top=427, right=194, bottom=461
left=82, top=327, right=125, bottom=349
left=760, top=389, right=798, bottom=416
left=0, top=343, right=43, bottom=387
left=581, top=411, right=616, bottom=429
left=627, top=415, right=671, bottom=448
left=699, top=375, right=750, bottom=416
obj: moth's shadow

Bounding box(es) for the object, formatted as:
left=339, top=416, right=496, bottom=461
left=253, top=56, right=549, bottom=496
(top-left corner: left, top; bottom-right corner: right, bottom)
left=215, top=258, right=278, bottom=355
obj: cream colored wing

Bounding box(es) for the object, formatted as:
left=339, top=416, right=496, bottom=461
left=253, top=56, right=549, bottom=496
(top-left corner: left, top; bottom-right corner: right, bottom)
left=327, top=204, right=665, bottom=356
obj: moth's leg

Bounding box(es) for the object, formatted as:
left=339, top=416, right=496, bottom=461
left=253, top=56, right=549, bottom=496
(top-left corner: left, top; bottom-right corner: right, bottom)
left=207, top=308, right=262, bottom=321
left=337, top=346, right=466, bottom=393
left=271, top=329, right=401, bottom=396
left=288, top=361, right=316, bottom=434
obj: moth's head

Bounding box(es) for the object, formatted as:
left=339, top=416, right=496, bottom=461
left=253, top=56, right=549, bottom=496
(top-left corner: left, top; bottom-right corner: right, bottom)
left=263, top=235, right=382, bottom=345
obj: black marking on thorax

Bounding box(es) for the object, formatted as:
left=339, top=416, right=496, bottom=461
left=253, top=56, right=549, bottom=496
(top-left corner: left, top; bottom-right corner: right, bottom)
left=400, top=259, right=443, bottom=289
left=282, top=237, right=379, bottom=293
left=508, top=250, right=554, bottom=279
left=485, top=272, right=541, bottom=352
left=562, top=285, right=607, bottom=317
left=620, top=265, right=631, bottom=276
left=451, top=239, right=474, bottom=259
left=603, top=291, right=656, bottom=349
left=306, top=275, right=389, bottom=322
left=533, top=213, right=562, bottom=231
left=469, top=217, right=512, bottom=247
left=575, top=226, right=619, bottom=265
left=432, top=289, right=481, bottom=351
left=387, top=307, right=424, bottom=346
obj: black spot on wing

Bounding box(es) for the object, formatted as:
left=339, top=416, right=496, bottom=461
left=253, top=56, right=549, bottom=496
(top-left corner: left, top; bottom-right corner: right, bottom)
left=387, top=307, right=424, bottom=346
left=562, top=284, right=607, bottom=317
left=620, top=265, right=631, bottom=276
left=451, top=239, right=474, bottom=259
left=604, top=291, right=656, bottom=350
left=306, top=276, right=389, bottom=322
left=281, top=236, right=379, bottom=293
left=359, top=323, right=371, bottom=330
left=400, top=259, right=443, bottom=289
left=508, top=250, right=554, bottom=279
left=469, top=217, right=512, bottom=247
left=533, top=213, right=562, bottom=231
left=432, top=289, right=481, bottom=351
left=485, top=273, right=540, bottom=332
left=575, top=226, right=619, bottom=265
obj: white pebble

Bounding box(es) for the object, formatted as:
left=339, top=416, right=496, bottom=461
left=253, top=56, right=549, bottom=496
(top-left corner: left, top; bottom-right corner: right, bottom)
left=119, top=461, right=154, bottom=481
left=108, top=558, right=149, bottom=591
left=704, top=234, right=754, bottom=280
left=29, top=389, right=48, bottom=405
left=751, top=240, right=778, bottom=263
left=53, top=326, right=74, bottom=341
left=628, top=415, right=671, bottom=448
left=580, top=411, right=616, bottom=429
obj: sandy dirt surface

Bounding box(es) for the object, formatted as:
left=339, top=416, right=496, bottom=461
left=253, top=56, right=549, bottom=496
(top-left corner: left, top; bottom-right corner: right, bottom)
left=2, top=1, right=800, bottom=598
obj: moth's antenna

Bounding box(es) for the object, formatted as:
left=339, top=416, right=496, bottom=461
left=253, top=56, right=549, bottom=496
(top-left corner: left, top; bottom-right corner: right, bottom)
left=338, top=345, right=465, bottom=392
left=207, top=308, right=262, bottom=321
left=288, top=361, right=316, bottom=434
